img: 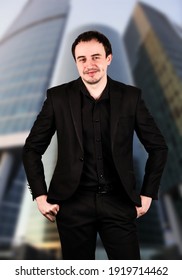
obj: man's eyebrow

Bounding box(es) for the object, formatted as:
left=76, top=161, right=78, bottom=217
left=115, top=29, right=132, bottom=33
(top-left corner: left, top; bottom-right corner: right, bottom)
left=91, top=53, right=101, bottom=57
left=76, top=55, right=85, bottom=60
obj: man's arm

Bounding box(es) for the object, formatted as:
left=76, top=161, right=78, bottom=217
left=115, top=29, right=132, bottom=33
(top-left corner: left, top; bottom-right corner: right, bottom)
left=135, top=91, right=168, bottom=200
left=22, top=90, right=56, bottom=200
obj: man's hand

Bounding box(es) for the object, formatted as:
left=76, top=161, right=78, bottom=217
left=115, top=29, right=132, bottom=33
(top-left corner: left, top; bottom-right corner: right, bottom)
left=36, top=195, right=60, bottom=222
left=135, top=195, right=152, bottom=218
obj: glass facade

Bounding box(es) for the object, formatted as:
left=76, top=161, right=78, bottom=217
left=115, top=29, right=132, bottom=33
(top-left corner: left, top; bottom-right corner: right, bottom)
left=0, top=0, right=70, bottom=257
left=0, top=150, right=25, bottom=249
left=124, top=2, right=182, bottom=258
left=124, top=3, right=182, bottom=191
left=0, top=3, right=69, bottom=136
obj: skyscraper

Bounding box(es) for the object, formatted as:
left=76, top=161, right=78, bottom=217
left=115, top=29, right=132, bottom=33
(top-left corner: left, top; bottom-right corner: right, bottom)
left=124, top=2, right=182, bottom=257
left=0, top=0, right=70, bottom=258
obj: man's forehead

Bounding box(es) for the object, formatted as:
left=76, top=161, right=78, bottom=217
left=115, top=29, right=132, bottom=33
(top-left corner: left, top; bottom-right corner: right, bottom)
left=75, top=40, right=104, bottom=54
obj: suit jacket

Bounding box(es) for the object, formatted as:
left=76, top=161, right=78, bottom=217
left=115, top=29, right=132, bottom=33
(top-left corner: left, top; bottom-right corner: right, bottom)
left=22, top=77, right=168, bottom=206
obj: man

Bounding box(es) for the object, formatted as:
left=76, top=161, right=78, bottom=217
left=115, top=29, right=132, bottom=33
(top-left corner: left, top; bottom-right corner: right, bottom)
left=23, top=31, right=168, bottom=260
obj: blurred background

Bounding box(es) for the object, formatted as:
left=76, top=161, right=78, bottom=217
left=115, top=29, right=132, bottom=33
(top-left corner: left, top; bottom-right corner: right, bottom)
left=0, top=0, right=182, bottom=260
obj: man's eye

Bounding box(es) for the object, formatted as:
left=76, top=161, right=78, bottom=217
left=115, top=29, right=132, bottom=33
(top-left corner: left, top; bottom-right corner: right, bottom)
left=79, top=59, right=86, bottom=63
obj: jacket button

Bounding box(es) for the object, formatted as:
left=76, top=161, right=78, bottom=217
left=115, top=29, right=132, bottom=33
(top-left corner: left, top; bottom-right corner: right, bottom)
left=79, top=157, right=84, bottom=161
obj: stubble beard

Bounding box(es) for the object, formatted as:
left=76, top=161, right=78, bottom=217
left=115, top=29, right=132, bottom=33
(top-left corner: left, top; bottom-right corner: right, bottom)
left=82, top=76, right=102, bottom=85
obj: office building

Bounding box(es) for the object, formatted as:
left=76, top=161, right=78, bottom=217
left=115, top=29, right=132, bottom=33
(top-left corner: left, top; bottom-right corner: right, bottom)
left=0, top=0, right=70, bottom=258
left=124, top=2, right=182, bottom=257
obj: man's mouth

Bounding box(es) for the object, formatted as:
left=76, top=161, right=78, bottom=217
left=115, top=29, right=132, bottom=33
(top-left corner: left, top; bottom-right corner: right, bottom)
left=84, top=69, right=99, bottom=75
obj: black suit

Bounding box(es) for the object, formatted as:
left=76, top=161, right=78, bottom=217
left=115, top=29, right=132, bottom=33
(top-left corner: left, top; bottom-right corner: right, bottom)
left=23, top=76, right=168, bottom=259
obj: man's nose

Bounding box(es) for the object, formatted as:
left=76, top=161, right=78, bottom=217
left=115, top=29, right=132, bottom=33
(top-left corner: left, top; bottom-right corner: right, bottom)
left=85, top=59, right=94, bottom=68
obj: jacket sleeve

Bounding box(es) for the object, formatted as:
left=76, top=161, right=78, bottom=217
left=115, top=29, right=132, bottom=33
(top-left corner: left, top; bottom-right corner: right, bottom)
left=134, top=91, right=168, bottom=199
left=22, top=90, right=56, bottom=200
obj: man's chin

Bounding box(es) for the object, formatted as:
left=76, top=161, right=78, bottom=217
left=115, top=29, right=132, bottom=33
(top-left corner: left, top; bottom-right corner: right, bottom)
left=83, top=77, right=101, bottom=85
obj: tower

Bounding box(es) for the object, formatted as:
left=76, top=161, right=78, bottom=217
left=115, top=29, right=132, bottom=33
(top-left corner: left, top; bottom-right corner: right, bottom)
left=0, top=0, right=70, bottom=259
left=124, top=2, right=182, bottom=258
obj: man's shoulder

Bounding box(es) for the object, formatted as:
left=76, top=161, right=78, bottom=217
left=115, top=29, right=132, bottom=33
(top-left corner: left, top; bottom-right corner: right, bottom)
left=109, top=77, right=141, bottom=94
left=47, top=78, right=80, bottom=95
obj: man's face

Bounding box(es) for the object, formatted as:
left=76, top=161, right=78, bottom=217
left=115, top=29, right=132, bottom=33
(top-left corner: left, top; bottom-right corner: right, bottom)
left=74, top=39, right=112, bottom=85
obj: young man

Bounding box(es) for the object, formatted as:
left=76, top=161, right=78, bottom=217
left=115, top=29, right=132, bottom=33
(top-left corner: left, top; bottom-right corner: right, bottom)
left=23, top=31, right=168, bottom=260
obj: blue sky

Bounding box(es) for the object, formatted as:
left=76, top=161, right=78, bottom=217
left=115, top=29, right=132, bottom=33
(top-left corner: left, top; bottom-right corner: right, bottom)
left=0, top=0, right=182, bottom=39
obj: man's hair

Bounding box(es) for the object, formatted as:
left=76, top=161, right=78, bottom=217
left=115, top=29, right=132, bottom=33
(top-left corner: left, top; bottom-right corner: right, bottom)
left=71, top=30, right=112, bottom=60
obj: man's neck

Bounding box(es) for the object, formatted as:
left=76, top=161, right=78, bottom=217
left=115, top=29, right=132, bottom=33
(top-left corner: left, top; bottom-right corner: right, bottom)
left=82, top=77, right=108, bottom=100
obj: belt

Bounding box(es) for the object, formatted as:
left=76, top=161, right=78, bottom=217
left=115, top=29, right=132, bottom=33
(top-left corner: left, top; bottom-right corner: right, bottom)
left=78, top=184, right=115, bottom=194
left=97, top=184, right=113, bottom=194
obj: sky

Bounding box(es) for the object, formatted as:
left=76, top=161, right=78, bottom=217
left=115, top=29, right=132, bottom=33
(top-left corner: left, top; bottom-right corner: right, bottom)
left=0, top=0, right=182, bottom=39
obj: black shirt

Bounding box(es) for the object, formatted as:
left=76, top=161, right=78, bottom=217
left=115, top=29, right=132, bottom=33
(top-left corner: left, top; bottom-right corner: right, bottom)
left=79, top=79, right=120, bottom=188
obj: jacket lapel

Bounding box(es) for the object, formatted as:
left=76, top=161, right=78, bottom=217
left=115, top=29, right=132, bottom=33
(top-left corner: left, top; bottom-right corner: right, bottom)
left=69, top=78, right=83, bottom=152
left=109, top=78, right=124, bottom=151
left=69, top=77, right=123, bottom=153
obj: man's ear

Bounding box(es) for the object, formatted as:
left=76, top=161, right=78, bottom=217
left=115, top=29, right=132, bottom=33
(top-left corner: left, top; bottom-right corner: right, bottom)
left=107, top=54, right=112, bottom=65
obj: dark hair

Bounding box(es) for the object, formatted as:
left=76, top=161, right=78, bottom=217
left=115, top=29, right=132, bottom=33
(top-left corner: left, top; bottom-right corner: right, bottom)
left=71, top=30, right=112, bottom=60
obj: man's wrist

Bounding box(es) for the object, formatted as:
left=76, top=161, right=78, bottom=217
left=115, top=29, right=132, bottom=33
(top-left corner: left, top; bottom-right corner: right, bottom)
left=35, top=194, right=47, bottom=202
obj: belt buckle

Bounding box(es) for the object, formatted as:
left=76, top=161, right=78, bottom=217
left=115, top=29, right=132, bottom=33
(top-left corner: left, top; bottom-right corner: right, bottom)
left=97, top=184, right=112, bottom=194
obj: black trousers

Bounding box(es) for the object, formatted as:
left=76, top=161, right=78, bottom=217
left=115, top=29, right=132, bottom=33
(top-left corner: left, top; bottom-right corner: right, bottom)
left=56, top=187, right=140, bottom=260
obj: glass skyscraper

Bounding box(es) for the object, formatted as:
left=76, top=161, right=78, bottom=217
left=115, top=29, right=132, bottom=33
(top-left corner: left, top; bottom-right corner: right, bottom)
left=124, top=2, right=182, bottom=258
left=0, top=0, right=70, bottom=258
